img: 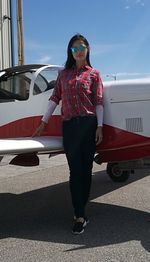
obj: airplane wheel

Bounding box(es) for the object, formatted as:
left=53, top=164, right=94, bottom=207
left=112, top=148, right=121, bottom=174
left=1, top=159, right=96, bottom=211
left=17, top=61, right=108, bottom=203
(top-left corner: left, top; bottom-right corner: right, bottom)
left=106, top=162, right=130, bottom=182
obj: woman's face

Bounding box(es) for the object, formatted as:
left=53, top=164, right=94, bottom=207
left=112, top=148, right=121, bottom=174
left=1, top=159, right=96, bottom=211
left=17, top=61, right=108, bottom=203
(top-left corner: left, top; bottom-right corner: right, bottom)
left=71, top=40, right=88, bottom=64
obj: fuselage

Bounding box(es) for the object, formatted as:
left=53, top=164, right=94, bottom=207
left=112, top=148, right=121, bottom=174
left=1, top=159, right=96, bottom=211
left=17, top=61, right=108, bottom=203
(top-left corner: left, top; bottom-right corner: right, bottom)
left=0, top=65, right=150, bottom=162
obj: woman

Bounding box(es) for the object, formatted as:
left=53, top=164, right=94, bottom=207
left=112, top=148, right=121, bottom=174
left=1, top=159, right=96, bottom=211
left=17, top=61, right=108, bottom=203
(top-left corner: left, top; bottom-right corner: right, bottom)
left=33, top=34, right=103, bottom=234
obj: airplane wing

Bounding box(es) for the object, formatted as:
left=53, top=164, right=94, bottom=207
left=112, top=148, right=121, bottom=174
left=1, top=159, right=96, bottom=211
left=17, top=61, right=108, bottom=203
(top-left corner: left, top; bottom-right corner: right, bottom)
left=0, top=136, right=63, bottom=155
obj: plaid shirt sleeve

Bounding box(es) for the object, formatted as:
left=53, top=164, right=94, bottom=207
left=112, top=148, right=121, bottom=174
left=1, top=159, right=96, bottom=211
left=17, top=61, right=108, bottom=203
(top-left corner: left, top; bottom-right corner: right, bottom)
left=49, top=72, right=62, bottom=104
left=91, top=70, right=103, bottom=106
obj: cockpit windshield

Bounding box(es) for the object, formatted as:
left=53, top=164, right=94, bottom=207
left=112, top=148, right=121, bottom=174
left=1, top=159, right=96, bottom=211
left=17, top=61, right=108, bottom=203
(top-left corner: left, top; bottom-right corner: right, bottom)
left=0, top=72, right=32, bottom=102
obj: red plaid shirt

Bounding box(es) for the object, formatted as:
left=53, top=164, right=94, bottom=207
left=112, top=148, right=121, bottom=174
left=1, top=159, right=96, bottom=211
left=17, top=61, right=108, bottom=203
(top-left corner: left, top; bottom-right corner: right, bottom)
left=50, top=65, right=103, bottom=120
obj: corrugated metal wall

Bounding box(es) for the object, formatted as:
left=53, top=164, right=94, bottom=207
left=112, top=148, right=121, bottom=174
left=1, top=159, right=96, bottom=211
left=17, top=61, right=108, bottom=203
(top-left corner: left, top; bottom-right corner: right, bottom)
left=0, top=0, right=13, bottom=70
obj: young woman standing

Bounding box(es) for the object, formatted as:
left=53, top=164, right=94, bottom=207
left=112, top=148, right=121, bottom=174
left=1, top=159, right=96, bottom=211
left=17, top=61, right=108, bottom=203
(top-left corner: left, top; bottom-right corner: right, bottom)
left=33, top=34, right=103, bottom=234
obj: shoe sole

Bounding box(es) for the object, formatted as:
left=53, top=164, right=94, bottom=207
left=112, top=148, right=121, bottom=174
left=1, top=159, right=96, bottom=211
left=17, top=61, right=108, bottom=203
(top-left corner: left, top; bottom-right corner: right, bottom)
left=72, top=228, right=84, bottom=235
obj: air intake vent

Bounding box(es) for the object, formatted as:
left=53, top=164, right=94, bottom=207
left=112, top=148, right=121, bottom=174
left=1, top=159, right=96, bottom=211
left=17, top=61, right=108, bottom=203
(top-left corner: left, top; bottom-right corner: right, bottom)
left=125, top=117, right=143, bottom=132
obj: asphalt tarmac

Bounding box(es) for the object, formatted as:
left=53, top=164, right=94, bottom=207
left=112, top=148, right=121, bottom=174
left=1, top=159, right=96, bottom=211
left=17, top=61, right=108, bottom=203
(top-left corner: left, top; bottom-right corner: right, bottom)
left=0, top=154, right=150, bottom=262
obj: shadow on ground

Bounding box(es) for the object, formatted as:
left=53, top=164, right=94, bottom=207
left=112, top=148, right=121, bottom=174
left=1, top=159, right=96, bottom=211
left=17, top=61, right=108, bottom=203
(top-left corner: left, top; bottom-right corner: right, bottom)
left=0, top=169, right=149, bottom=252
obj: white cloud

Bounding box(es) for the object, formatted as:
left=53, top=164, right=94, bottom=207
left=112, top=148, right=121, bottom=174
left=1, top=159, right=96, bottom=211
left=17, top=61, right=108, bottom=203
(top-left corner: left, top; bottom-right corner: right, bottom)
left=25, top=39, right=62, bottom=51
left=91, top=44, right=113, bottom=55
left=91, top=43, right=127, bottom=56
left=116, top=72, right=150, bottom=77
left=135, top=0, right=145, bottom=6
left=124, top=0, right=145, bottom=10
left=37, top=55, right=52, bottom=64
left=25, top=39, right=43, bottom=50
left=103, top=72, right=150, bottom=81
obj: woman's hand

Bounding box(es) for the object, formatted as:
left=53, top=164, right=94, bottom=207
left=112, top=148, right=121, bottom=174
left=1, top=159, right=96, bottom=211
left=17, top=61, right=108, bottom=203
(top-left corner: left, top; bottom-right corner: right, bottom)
left=32, top=121, right=46, bottom=137
left=96, top=126, right=103, bottom=145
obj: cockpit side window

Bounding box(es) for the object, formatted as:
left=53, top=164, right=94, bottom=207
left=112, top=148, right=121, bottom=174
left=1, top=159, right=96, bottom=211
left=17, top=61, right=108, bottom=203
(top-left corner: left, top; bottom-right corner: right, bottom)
left=33, top=74, right=47, bottom=95
left=33, top=67, right=59, bottom=95
left=0, top=72, right=32, bottom=102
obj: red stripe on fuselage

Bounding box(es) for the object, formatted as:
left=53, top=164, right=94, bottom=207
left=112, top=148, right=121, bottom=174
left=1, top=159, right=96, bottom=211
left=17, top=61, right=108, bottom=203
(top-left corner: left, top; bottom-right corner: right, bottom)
left=1, top=118, right=150, bottom=162
left=0, top=115, right=63, bottom=138
left=97, top=125, right=150, bottom=162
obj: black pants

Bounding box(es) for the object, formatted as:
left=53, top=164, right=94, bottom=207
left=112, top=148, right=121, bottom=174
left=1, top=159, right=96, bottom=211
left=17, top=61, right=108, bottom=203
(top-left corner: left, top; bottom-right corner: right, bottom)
left=63, top=116, right=97, bottom=218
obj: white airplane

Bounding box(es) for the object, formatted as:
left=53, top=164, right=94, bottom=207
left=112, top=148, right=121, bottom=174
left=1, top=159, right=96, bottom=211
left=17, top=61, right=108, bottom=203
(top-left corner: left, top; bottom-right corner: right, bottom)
left=0, top=64, right=150, bottom=182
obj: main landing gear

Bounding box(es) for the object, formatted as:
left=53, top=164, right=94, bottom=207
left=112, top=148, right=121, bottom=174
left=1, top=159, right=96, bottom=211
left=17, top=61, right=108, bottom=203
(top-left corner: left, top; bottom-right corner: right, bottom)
left=106, top=162, right=130, bottom=182
left=94, top=154, right=131, bottom=182
left=94, top=153, right=150, bottom=183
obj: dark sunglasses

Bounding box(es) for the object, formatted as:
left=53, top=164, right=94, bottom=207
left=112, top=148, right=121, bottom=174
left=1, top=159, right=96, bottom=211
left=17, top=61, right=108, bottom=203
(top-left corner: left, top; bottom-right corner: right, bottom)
left=71, top=44, right=87, bottom=54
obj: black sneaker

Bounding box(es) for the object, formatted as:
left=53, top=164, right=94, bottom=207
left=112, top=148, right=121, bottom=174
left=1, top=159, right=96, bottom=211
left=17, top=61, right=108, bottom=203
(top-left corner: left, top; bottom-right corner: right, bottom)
left=72, top=219, right=87, bottom=234
left=84, top=217, right=89, bottom=224
left=73, top=216, right=89, bottom=224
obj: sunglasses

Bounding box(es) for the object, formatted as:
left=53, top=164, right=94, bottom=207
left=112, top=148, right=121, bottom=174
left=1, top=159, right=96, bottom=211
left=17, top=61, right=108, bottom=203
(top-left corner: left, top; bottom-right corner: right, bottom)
left=71, top=44, right=87, bottom=54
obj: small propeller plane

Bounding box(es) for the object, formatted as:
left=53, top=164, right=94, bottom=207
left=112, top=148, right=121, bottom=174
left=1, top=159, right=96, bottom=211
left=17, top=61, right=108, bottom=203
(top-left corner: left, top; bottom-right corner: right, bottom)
left=0, top=64, right=150, bottom=182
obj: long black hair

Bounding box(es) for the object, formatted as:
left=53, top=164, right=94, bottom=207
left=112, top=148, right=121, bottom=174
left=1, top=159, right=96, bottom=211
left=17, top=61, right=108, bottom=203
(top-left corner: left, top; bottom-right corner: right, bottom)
left=65, top=34, right=92, bottom=69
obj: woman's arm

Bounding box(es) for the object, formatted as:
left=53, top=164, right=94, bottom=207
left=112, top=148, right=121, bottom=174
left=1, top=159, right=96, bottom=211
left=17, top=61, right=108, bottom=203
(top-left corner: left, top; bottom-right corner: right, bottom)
left=95, top=104, right=103, bottom=127
left=95, top=104, right=103, bottom=145
left=42, top=100, right=57, bottom=123
left=32, top=100, right=57, bottom=136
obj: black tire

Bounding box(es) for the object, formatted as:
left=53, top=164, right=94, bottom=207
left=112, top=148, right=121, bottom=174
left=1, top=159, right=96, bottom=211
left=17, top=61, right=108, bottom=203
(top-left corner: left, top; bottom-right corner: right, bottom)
left=106, top=162, right=130, bottom=182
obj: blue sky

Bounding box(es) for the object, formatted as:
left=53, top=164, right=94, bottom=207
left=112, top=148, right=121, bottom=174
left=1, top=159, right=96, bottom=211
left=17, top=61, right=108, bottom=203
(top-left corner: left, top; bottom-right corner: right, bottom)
left=12, top=0, right=150, bottom=80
